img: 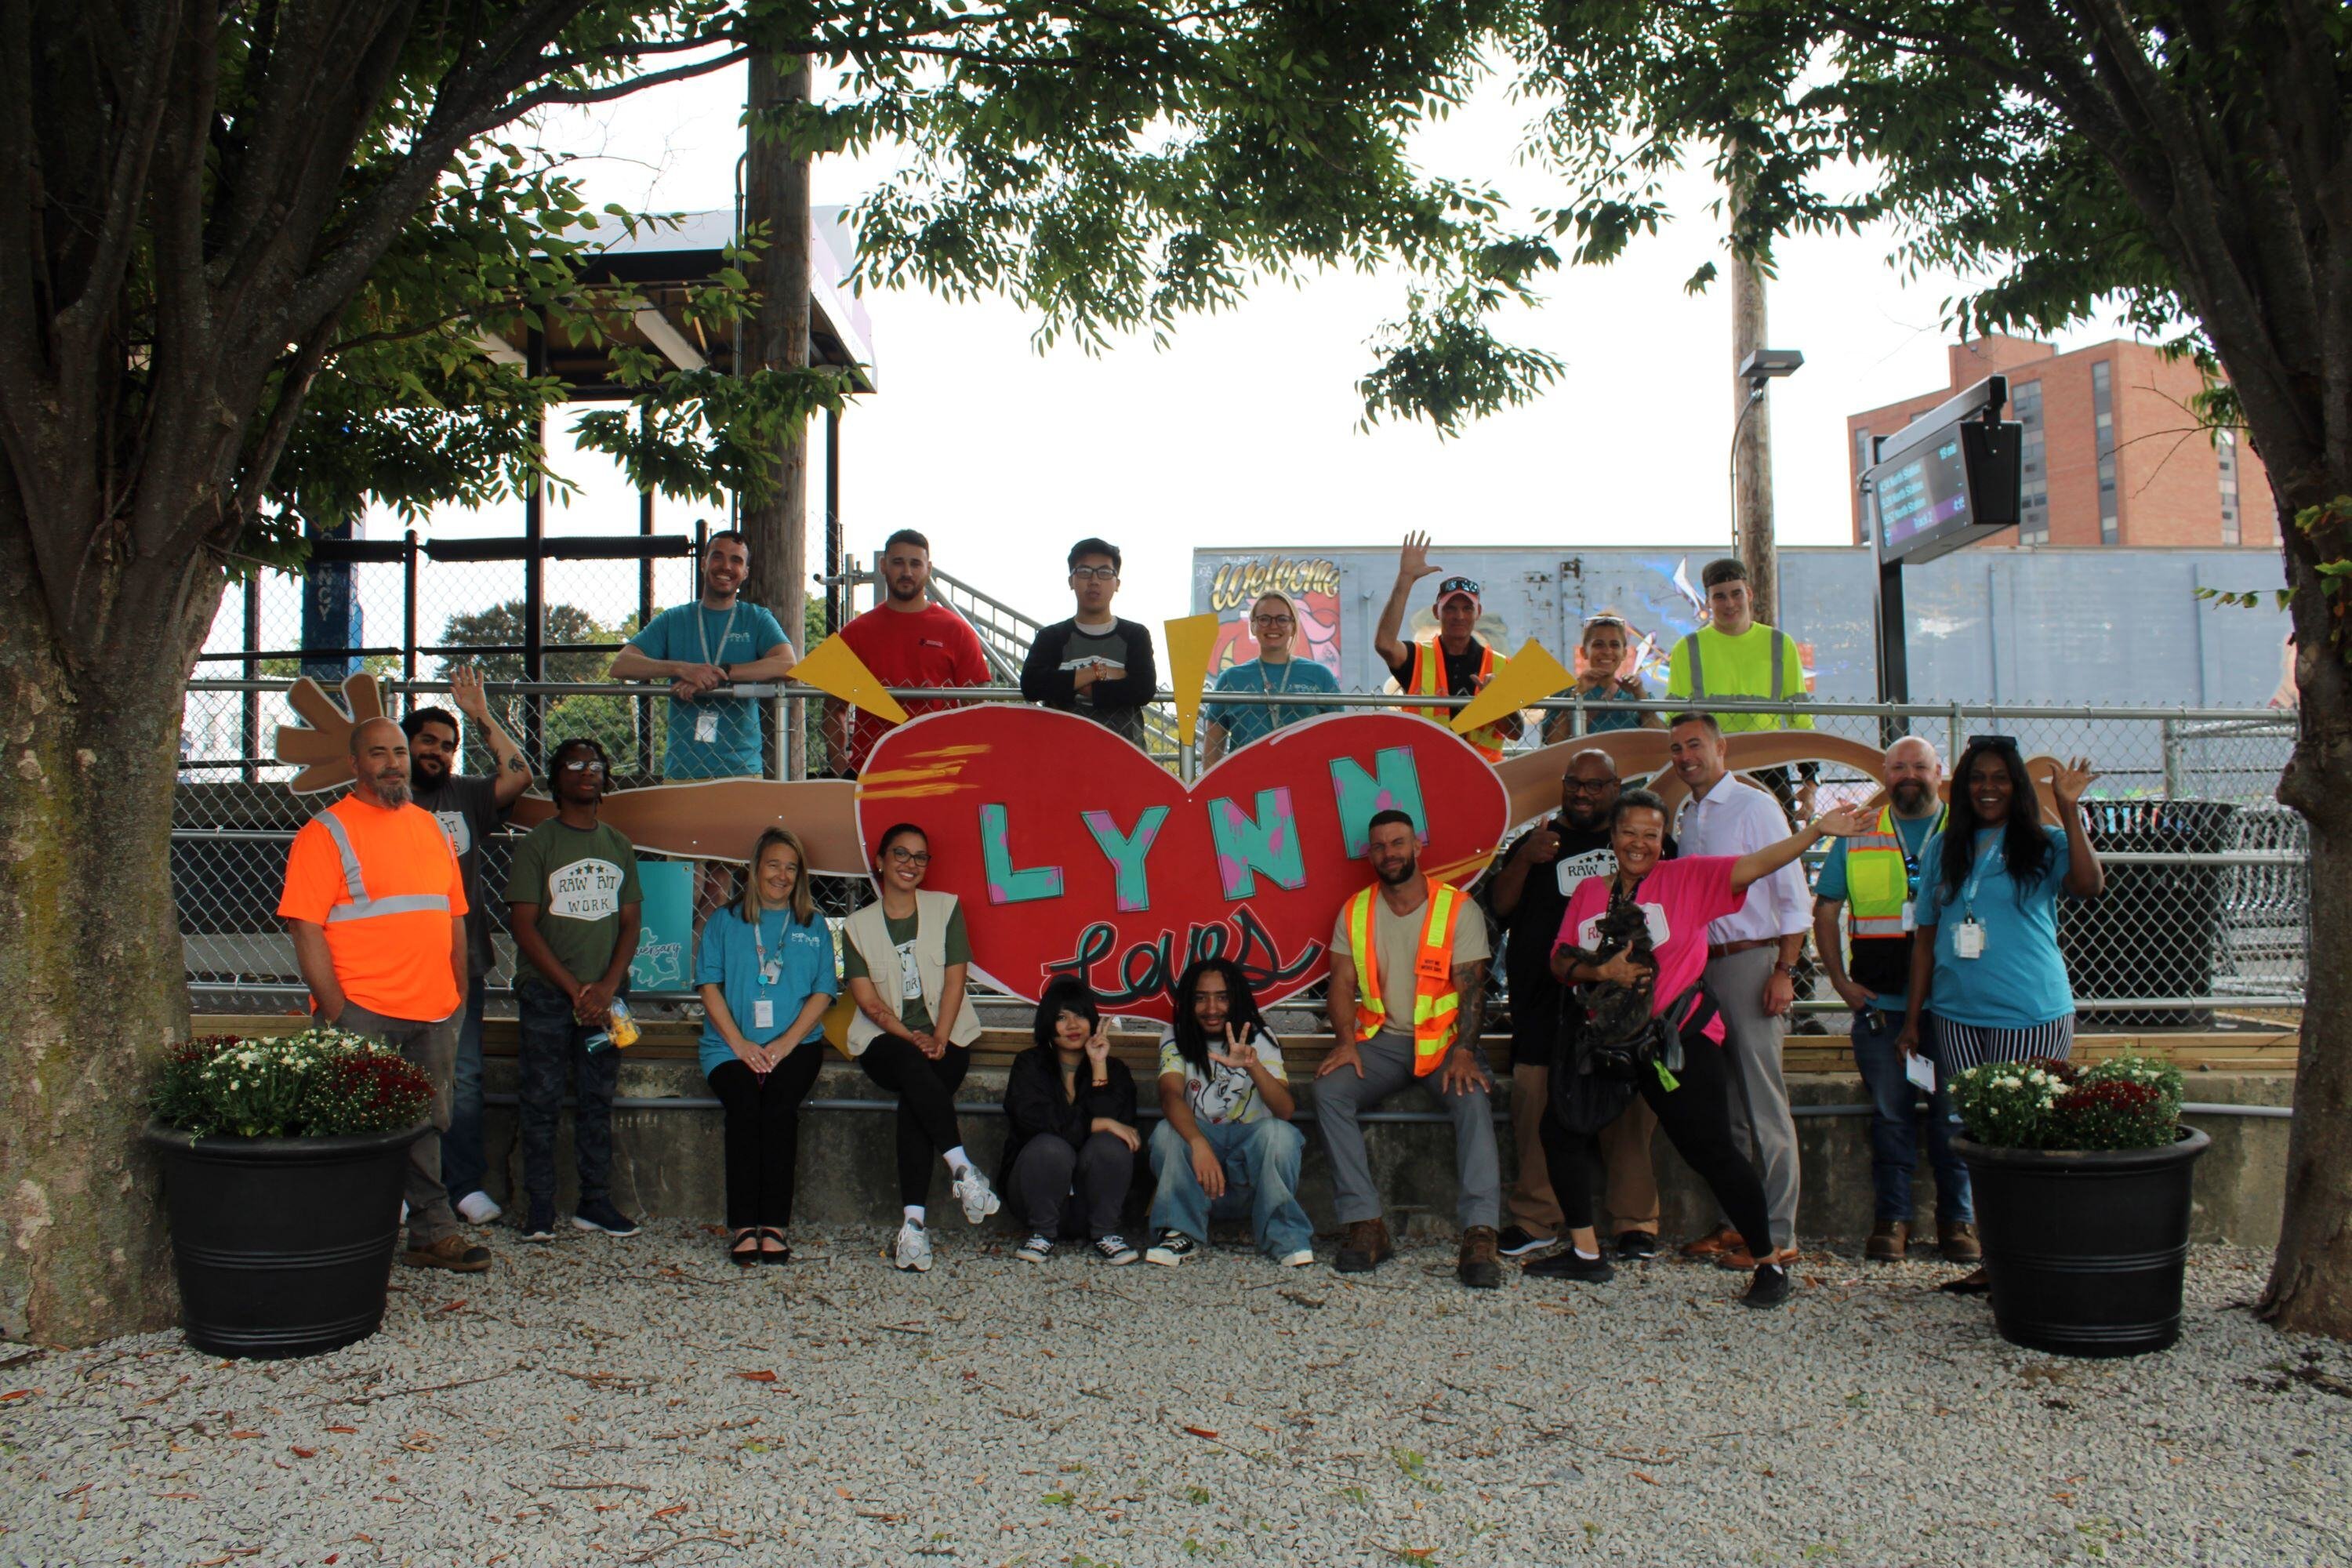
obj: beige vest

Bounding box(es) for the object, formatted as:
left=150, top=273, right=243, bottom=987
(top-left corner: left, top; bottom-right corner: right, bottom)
left=843, top=888, right=982, bottom=1055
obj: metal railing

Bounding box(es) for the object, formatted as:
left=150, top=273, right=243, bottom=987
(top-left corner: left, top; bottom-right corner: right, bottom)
left=177, top=679, right=2307, bottom=1027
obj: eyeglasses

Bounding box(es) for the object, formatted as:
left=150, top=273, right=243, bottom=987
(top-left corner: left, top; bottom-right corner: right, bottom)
left=559, top=759, right=606, bottom=774
left=1069, top=565, right=1120, bottom=583
left=1966, top=734, right=2021, bottom=753
left=886, top=847, right=932, bottom=866
left=1250, top=615, right=1294, bottom=629
left=1436, top=575, right=1481, bottom=597
left=1562, top=776, right=1617, bottom=794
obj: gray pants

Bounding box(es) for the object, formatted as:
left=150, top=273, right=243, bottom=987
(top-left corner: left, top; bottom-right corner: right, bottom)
left=1705, top=947, right=1800, bottom=1249
left=1314, top=1029, right=1501, bottom=1232
left=1013, top=1131, right=1134, bottom=1241
left=342, top=1003, right=461, bottom=1247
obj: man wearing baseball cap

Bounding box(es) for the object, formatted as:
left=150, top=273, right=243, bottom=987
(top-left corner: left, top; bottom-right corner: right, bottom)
left=1373, top=532, right=1523, bottom=762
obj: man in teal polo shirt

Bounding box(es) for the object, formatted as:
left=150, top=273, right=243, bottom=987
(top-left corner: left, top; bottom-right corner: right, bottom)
left=610, top=531, right=798, bottom=780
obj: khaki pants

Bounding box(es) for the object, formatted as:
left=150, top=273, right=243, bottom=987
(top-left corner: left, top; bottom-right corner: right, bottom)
left=1507, top=1063, right=1661, bottom=1240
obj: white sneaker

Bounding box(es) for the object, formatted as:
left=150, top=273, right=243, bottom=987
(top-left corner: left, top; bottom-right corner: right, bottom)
left=456, top=1191, right=503, bottom=1225
left=1279, top=1248, right=1316, bottom=1269
left=893, top=1219, right=933, bottom=1273
left=1093, top=1235, right=1139, bottom=1266
left=952, top=1166, right=1001, bottom=1226
left=1016, top=1234, right=1054, bottom=1265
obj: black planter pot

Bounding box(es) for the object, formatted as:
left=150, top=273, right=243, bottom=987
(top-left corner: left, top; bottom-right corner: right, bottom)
left=144, top=1121, right=426, bottom=1359
left=1953, top=1127, right=2211, bottom=1358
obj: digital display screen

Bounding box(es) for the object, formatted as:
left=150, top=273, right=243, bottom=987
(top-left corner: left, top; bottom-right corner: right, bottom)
left=1875, top=435, right=1970, bottom=555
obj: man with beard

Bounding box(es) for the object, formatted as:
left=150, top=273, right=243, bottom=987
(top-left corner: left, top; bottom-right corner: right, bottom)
left=611, top=530, right=798, bottom=781
left=403, top=666, right=532, bottom=1225
left=828, top=528, right=991, bottom=776
left=280, top=717, right=491, bottom=1273
left=1486, top=750, right=1675, bottom=1261
left=1813, top=736, right=1978, bottom=1264
left=1316, top=810, right=1504, bottom=1288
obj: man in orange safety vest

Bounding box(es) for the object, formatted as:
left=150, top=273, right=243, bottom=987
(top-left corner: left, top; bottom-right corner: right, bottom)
left=1373, top=532, right=1524, bottom=762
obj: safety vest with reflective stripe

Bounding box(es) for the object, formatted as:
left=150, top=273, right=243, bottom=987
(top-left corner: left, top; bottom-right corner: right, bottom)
left=1407, top=640, right=1507, bottom=761
left=316, top=809, right=454, bottom=924
left=1846, top=804, right=1945, bottom=938
left=1676, top=626, right=1787, bottom=700
left=1346, top=877, right=1467, bottom=1076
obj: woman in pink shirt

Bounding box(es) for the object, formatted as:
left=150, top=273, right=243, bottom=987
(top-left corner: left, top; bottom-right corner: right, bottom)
left=1533, top=787, right=1870, bottom=1309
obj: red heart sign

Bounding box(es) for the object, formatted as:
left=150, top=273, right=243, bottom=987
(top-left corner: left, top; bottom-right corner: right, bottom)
left=854, top=707, right=1508, bottom=1021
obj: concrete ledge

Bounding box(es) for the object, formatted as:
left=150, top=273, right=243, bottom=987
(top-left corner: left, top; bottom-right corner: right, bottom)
left=473, top=1056, right=2293, bottom=1250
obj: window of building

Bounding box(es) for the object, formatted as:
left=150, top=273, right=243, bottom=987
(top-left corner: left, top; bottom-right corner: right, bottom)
left=2092, top=361, right=2118, bottom=543
left=2013, top=379, right=2048, bottom=545
left=2218, top=427, right=2241, bottom=545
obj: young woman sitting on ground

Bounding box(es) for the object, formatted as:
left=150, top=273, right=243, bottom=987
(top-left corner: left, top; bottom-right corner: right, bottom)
left=1001, top=978, right=1142, bottom=1265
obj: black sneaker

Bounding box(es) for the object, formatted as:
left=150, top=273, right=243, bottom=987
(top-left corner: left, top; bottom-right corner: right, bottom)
left=572, top=1199, right=641, bottom=1237
left=1615, top=1229, right=1660, bottom=1261
left=1145, top=1229, right=1199, bottom=1267
left=1742, top=1264, right=1792, bottom=1310
left=1523, top=1249, right=1615, bottom=1283
left=1495, top=1225, right=1552, bottom=1258
left=518, top=1198, right=556, bottom=1243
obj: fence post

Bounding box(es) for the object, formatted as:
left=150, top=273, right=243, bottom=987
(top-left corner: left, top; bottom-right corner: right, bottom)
left=2161, top=717, right=2182, bottom=800
left=770, top=691, right=790, bottom=781
left=1947, top=702, right=1964, bottom=764
left=401, top=531, right=419, bottom=690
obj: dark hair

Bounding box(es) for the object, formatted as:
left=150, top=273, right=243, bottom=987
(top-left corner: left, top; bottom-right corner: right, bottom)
left=1033, top=975, right=1102, bottom=1047
left=402, top=706, right=460, bottom=742
left=1700, top=558, right=1748, bottom=590
left=873, top=821, right=928, bottom=862
left=1938, top=739, right=2052, bottom=907
left=1667, top=711, right=1722, bottom=738
left=1168, top=957, right=1269, bottom=1076
left=883, top=528, right=930, bottom=555
left=1610, top=787, right=1671, bottom=830
left=1067, top=537, right=1122, bottom=572
left=706, top=528, right=748, bottom=554
left=550, top=735, right=614, bottom=797
left=1366, top=808, right=1417, bottom=836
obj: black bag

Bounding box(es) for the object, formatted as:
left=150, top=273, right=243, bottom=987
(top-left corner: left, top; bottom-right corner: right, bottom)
left=1548, top=887, right=1716, bottom=1132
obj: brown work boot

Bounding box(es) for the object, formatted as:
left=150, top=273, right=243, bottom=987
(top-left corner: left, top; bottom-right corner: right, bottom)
left=402, top=1233, right=493, bottom=1273
left=1715, top=1243, right=1802, bottom=1271
left=1938, top=1221, right=1983, bottom=1264
left=1866, top=1220, right=1911, bottom=1262
left=1334, top=1218, right=1393, bottom=1275
left=1457, top=1226, right=1501, bottom=1290
left=1679, top=1223, right=1742, bottom=1260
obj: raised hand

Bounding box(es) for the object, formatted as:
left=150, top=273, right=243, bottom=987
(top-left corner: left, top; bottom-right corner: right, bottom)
left=1207, top=1022, right=1256, bottom=1073
left=2048, top=756, right=2100, bottom=811
left=1397, top=530, right=1439, bottom=583
left=449, top=665, right=491, bottom=721
left=1083, top=1024, right=1114, bottom=1069
left=1811, top=802, right=1875, bottom=839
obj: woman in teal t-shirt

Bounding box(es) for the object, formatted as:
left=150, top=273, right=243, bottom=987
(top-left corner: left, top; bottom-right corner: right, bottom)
left=1898, top=739, right=2106, bottom=1074
left=693, top=826, right=837, bottom=1265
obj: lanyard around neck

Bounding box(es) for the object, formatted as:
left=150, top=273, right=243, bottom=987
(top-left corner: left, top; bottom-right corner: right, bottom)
left=698, top=601, right=743, bottom=669
left=1961, top=833, right=2004, bottom=917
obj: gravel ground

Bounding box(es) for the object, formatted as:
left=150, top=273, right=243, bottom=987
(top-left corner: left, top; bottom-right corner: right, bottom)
left=3, top=1227, right=2347, bottom=1568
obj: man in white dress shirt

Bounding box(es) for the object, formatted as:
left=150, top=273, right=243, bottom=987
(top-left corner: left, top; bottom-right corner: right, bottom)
left=1668, top=711, right=1811, bottom=1267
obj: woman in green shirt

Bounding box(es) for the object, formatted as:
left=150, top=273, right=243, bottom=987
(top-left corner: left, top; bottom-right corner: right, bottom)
left=842, top=822, right=1001, bottom=1272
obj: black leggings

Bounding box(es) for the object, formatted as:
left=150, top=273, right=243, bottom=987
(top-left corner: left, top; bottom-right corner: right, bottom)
left=1540, top=1034, right=1773, bottom=1258
left=856, top=1036, right=973, bottom=1206
left=706, top=1047, right=826, bottom=1230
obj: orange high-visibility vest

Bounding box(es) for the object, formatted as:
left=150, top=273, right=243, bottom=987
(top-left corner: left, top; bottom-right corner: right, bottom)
left=1408, top=640, right=1506, bottom=761
left=1346, top=877, right=1467, bottom=1076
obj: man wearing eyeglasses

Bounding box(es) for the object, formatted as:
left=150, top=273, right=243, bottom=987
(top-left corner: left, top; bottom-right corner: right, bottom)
left=504, top=736, right=644, bottom=1245
left=1201, top=590, right=1342, bottom=764
left=1373, top=532, right=1523, bottom=762
left=1485, top=750, right=1675, bottom=1261
left=1020, top=538, right=1160, bottom=746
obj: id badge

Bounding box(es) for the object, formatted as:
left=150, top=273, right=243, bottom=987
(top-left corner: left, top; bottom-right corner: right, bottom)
left=1900, top=899, right=1917, bottom=934
left=1904, top=1052, right=1936, bottom=1093
left=1954, top=918, right=1986, bottom=960
left=753, top=998, right=775, bottom=1029
left=695, top=710, right=720, bottom=743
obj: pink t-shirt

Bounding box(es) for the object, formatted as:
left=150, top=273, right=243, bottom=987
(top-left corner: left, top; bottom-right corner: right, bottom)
left=1556, top=856, right=1744, bottom=1043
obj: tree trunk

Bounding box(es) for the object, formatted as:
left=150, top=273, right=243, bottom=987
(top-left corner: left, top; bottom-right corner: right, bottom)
left=0, top=559, right=216, bottom=1345
left=1728, top=187, right=1778, bottom=627
left=742, top=50, right=813, bottom=777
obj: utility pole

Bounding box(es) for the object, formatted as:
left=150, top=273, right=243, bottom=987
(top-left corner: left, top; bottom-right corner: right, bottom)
left=1728, top=183, right=1779, bottom=628
left=742, top=49, right=812, bottom=773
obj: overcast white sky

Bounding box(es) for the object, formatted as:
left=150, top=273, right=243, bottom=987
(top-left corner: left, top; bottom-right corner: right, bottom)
left=405, top=60, right=2133, bottom=637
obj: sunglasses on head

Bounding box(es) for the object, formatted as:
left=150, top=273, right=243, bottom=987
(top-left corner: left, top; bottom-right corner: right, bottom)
left=1966, top=734, right=2021, bottom=753
left=1436, top=575, right=1481, bottom=597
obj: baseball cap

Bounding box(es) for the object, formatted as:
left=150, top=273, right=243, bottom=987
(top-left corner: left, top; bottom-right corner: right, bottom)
left=1435, top=575, right=1482, bottom=612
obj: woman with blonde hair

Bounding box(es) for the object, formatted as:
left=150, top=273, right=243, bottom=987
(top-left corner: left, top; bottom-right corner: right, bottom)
left=692, top=826, right=837, bottom=1265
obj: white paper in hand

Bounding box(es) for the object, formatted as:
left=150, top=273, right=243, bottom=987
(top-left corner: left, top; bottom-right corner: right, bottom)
left=1904, top=1052, right=1936, bottom=1093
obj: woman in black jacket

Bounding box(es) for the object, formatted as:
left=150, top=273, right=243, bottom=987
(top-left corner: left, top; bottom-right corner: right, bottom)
left=1002, top=978, right=1142, bottom=1265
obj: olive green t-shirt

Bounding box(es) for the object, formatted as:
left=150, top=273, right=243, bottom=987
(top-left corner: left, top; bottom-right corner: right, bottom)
left=844, top=905, right=971, bottom=1033
left=503, top=819, right=641, bottom=991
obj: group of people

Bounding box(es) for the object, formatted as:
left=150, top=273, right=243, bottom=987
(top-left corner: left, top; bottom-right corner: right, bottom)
left=275, top=524, right=2107, bottom=1307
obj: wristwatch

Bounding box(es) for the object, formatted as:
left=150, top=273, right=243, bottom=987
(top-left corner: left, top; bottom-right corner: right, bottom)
left=1771, top=961, right=1795, bottom=976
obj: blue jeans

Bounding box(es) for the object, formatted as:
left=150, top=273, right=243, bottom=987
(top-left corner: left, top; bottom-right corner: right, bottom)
left=1148, top=1117, right=1312, bottom=1259
left=515, top=977, right=622, bottom=1207
left=442, top=980, right=489, bottom=1201
left=1851, top=1007, right=1971, bottom=1224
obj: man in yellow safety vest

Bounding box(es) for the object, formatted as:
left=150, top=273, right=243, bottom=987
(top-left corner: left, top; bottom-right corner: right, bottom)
left=1316, top=809, right=1503, bottom=1287
left=1374, top=532, right=1523, bottom=762
left=1811, top=736, right=1979, bottom=1265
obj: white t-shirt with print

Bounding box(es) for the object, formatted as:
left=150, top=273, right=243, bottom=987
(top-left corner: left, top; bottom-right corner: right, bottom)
left=1155, top=1025, right=1285, bottom=1126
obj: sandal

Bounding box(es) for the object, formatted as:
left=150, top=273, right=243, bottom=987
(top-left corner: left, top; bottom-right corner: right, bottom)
left=757, top=1226, right=792, bottom=1266
left=728, top=1228, right=760, bottom=1267
left=1938, top=1266, right=1991, bottom=1295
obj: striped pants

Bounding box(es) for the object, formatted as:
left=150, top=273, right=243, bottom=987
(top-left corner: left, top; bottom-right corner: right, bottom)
left=1929, top=1014, right=2075, bottom=1073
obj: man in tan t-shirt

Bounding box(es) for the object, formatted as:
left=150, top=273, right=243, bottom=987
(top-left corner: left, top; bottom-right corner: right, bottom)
left=1316, top=809, right=1503, bottom=1287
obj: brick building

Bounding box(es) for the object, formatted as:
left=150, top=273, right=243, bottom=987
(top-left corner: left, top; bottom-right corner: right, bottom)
left=1847, top=335, right=2277, bottom=550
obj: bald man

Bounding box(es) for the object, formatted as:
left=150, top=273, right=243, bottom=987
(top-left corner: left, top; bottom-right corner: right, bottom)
left=280, top=717, right=492, bottom=1273
left=1811, top=736, right=1976, bottom=1265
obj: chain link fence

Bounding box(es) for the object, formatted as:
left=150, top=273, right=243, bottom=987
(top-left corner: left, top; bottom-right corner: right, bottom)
left=178, top=678, right=2307, bottom=1033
